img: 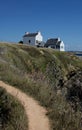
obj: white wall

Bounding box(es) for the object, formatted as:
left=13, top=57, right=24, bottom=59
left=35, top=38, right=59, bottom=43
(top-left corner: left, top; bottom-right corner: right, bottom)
left=35, top=32, right=43, bottom=45
left=60, top=41, right=65, bottom=51
left=23, top=36, right=36, bottom=46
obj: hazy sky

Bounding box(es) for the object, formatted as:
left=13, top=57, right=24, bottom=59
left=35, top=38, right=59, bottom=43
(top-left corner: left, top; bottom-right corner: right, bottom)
left=0, top=0, right=82, bottom=51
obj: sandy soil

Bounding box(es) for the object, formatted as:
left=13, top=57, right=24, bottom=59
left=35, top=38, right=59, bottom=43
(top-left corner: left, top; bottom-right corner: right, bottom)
left=0, top=81, right=50, bottom=130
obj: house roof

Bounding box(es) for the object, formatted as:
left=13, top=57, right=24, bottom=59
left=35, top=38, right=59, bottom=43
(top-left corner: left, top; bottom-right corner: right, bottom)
left=44, top=38, right=62, bottom=47
left=23, top=32, right=38, bottom=37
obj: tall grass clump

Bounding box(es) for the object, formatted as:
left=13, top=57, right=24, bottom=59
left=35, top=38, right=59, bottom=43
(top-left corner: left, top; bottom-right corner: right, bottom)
left=0, top=87, right=28, bottom=130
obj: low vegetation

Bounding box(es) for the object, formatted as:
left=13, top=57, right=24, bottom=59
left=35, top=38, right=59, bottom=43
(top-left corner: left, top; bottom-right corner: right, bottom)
left=0, top=43, right=82, bottom=130
left=0, top=87, right=28, bottom=130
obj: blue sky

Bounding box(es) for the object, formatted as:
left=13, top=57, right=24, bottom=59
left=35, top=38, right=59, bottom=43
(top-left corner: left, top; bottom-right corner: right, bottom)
left=0, top=0, right=82, bottom=51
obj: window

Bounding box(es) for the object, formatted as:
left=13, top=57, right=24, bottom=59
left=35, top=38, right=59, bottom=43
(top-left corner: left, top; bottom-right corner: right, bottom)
left=29, top=40, right=31, bottom=43
left=61, top=46, right=63, bottom=48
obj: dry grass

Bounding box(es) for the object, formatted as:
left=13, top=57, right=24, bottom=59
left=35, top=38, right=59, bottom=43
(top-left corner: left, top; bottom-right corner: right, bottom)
left=0, top=87, right=28, bottom=130
left=0, top=43, right=82, bottom=130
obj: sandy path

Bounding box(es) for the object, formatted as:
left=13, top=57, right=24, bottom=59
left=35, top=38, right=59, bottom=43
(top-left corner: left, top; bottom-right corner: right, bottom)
left=0, top=81, right=50, bottom=130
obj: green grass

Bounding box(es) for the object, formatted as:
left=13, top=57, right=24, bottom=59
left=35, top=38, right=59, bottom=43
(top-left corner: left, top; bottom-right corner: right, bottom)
left=0, top=43, right=82, bottom=130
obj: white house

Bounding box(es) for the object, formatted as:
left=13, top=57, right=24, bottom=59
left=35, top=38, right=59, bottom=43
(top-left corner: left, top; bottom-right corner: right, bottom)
left=44, top=38, right=65, bottom=51
left=23, top=31, right=43, bottom=46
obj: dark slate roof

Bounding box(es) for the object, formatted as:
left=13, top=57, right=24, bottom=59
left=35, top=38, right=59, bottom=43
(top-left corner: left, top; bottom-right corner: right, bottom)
left=44, top=38, right=61, bottom=47
left=23, top=33, right=38, bottom=37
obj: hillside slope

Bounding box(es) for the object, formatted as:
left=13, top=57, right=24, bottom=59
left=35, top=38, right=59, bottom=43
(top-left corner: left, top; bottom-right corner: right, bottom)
left=0, top=86, right=28, bottom=130
left=0, top=43, right=82, bottom=130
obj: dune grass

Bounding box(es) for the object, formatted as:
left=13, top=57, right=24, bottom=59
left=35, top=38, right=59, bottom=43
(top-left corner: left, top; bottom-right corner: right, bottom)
left=0, top=43, right=82, bottom=130
left=0, top=87, right=28, bottom=130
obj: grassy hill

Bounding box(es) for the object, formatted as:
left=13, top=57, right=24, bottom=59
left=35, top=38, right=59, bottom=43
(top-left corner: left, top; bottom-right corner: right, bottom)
left=0, top=43, right=82, bottom=130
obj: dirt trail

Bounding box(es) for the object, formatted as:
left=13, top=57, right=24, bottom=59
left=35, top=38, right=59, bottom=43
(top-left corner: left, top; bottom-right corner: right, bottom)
left=0, top=81, right=50, bottom=130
